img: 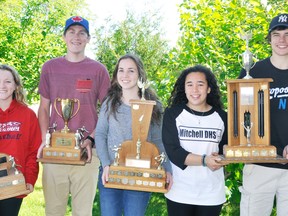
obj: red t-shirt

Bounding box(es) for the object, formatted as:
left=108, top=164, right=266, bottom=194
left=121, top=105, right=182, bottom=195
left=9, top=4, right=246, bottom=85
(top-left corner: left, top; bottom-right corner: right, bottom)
left=38, top=56, right=110, bottom=133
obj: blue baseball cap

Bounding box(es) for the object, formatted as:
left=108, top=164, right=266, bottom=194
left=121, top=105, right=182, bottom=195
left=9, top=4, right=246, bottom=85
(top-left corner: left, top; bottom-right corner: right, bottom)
left=269, top=13, right=288, bottom=33
left=64, top=16, right=89, bottom=34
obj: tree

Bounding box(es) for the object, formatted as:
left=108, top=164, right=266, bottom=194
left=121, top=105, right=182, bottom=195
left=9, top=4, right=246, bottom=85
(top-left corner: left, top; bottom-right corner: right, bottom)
left=93, top=10, right=170, bottom=103
left=0, top=0, right=86, bottom=103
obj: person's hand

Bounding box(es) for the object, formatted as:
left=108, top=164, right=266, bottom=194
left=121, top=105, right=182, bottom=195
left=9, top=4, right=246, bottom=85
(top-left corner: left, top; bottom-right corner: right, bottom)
left=26, top=183, right=34, bottom=194
left=205, top=153, right=223, bottom=171
left=102, top=166, right=110, bottom=185
left=36, top=142, right=46, bottom=159
left=283, top=145, right=288, bottom=159
left=81, top=139, right=92, bottom=163
left=165, top=172, right=173, bottom=191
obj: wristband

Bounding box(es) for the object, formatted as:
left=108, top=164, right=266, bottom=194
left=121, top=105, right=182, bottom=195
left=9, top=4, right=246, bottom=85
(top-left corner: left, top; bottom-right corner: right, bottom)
left=202, top=154, right=207, bottom=167
left=86, top=136, right=95, bottom=147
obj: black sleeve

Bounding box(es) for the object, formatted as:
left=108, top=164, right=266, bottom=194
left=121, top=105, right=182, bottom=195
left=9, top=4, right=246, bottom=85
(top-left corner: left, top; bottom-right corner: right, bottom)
left=238, top=68, right=246, bottom=79
left=162, top=107, right=190, bottom=170
left=216, top=109, right=228, bottom=155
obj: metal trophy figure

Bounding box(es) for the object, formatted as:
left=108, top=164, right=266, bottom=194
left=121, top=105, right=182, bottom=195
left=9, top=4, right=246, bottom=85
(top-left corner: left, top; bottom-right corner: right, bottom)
left=155, top=152, right=166, bottom=170
left=75, top=126, right=89, bottom=150
left=241, top=122, right=253, bottom=146
left=54, top=98, right=80, bottom=132
left=239, top=32, right=255, bottom=79
left=137, top=78, right=150, bottom=100
left=112, top=144, right=122, bottom=166
left=9, top=156, right=20, bottom=175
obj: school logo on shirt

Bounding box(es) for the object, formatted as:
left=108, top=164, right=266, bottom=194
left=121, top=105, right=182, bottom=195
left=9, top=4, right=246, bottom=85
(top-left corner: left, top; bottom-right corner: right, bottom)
left=0, top=121, right=21, bottom=132
left=179, top=126, right=222, bottom=143
left=270, top=86, right=288, bottom=110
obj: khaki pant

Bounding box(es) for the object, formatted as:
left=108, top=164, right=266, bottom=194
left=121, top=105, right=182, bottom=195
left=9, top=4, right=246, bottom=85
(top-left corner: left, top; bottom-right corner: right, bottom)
left=42, top=151, right=99, bottom=216
left=240, top=164, right=288, bottom=216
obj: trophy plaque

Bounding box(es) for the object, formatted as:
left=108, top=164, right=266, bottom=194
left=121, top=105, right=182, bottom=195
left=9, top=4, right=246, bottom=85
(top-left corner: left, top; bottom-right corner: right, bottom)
left=221, top=33, right=288, bottom=164
left=0, top=153, right=30, bottom=200
left=105, top=80, right=168, bottom=193
left=38, top=98, right=87, bottom=165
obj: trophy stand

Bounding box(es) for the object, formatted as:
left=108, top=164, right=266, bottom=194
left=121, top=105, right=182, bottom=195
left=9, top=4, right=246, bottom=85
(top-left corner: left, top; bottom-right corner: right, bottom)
left=224, top=78, right=277, bottom=160
left=221, top=32, right=288, bottom=164
left=0, top=154, right=30, bottom=200
left=38, top=98, right=87, bottom=165
left=105, top=80, right=168, bottom=193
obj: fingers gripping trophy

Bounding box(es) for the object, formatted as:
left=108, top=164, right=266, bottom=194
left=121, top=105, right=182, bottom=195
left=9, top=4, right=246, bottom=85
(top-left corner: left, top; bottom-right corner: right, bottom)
left=105, top=79, right=168, bottom=193
left=39, top=98, right=88, bottom=165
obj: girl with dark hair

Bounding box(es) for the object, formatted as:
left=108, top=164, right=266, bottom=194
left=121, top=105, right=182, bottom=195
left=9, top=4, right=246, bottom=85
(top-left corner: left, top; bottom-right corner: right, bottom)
left=162, top=65, right=227, bottom=216
left=0, top=64, right=41, bottom=216
left=95, top=54, right=172, bottom=216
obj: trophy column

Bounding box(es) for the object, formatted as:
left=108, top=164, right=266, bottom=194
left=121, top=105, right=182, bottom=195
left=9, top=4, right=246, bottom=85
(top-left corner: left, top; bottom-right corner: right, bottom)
left=224, top=78, right=277, bottom=159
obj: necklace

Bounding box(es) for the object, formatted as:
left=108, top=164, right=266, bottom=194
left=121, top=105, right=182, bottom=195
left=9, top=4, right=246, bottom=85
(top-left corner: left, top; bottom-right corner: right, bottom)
left=189, top=108, right=205, bottom=124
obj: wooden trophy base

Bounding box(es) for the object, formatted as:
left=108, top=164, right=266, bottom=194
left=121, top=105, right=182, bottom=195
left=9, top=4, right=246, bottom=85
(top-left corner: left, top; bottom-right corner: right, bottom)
left=219, top=145, right=288, bottom=164
left=105, top=165, right=167, bottom=193
left=0, top=169, right=29, bottom=200
left=38, top=147, right=86, bottom=165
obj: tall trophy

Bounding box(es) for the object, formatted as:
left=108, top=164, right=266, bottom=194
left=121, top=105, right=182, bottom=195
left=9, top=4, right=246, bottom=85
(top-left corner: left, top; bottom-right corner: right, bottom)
left=0, top=153, right=30, bottom=200
left=38, top=98, right=87, bottom=165
left=239, top=32, right=255, bottom=79
left=220, top=32, right=287, bottom=164
left=104, top=79, right=168, bottom=193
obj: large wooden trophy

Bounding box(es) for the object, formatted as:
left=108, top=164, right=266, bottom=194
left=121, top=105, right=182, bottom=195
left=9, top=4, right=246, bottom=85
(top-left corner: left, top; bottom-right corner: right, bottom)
left=105, top=80, right=168, bottom=193
left=38, top=98, right=87, bottom=165
left=221, top=33, right=287, bottom=164
left=0, top=153, right=29, bottom=200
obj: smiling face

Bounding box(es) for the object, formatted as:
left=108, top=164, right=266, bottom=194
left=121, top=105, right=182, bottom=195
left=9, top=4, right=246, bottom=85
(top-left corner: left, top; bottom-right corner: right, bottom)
left=63, top=25, right=90, bottom=56
left=185, top=72, right=211, bottom=111
left=270, top=29, right=288, bottom=57
left=0, top=69, right=16, bottom=106
left=116, top=58, right=139, bottom=93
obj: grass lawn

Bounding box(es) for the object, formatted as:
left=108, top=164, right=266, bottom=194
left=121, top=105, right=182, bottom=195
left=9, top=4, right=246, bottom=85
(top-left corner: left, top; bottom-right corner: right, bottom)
left=18, top=164, right=168, bottom=216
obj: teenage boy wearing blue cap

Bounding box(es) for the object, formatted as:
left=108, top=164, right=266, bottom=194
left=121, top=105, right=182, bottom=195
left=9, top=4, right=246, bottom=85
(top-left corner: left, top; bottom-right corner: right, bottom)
left=238, top=13, right=288, bottom=216
left=37, top=16, right=110, bottom=216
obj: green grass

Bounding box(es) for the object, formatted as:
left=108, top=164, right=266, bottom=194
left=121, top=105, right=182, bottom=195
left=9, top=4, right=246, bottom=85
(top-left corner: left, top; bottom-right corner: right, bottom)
left=18, top=164, right=168, bottom=216
left=19, top=164, right=45, bottom=216
left=21, top=165, right=264, bottom=216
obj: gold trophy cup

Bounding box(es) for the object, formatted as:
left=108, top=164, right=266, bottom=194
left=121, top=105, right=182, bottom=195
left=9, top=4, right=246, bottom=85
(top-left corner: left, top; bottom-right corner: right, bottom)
left=39, top=98, right=87, bottom=165
left=54, top=98, right=80, bottom=133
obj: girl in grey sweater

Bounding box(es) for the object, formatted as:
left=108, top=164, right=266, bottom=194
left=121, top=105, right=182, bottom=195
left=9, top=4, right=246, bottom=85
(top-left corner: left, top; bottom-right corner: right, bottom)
left=95, top=54, right=172, bottom=216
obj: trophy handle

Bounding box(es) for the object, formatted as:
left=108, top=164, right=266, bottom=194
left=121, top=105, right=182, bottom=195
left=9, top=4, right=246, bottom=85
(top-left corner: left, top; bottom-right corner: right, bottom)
left=54, top=98, right=63, bottom=118
left=70, top=99, right=80, bottom=119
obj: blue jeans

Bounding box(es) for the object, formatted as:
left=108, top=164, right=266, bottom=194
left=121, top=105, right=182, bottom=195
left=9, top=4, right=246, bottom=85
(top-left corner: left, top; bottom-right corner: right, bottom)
left=98, top=166, right=151, bottom=216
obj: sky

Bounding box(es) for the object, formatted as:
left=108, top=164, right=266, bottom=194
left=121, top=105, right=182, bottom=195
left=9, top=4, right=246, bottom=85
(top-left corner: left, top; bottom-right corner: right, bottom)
left=85, top=0, right=181, bottom=57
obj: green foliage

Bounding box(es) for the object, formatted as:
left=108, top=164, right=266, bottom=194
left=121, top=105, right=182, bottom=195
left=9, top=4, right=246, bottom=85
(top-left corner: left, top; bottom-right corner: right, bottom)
left=0, top=0, right=86, bottom=103
left=93, top=11, right=170, bottom=104
left=164, top=0, right=287, bottom=106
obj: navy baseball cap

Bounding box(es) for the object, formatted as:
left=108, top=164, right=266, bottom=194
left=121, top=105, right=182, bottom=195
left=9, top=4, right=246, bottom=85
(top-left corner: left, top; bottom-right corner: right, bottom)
left=269, top=13, right=288, bottom=33
left=64, top=16, right=89, bottom=34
